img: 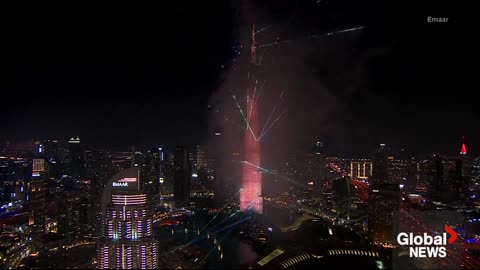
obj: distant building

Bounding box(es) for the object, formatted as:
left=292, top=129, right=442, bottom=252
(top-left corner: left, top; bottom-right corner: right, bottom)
left=43, top=139, right=62, bottom=178
left=405, top=159, right=419, bottom=192
left=97, top=167, right=157, bottom=269
left=196, top=145, right=207, bottom=171
left=27, top=179, right=47, bottom=234
left=68, top=137, right=85, bottom=179
left=174, top=147, right=191, bottom=208
left=32, top=158, right=46, bottom=177
left=371, top=144, right=389, bottom=185
left=141, top=148, right=161, bottom=209
left=159, top=148, right=174, bottom=196
left=350, top=159, right=372, bottom=180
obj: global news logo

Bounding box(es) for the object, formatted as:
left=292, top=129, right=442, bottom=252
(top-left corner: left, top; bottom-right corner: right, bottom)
left=397, top=225, right=458, bottom=258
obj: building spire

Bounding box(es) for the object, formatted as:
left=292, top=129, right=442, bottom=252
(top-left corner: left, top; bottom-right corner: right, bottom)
left=460, top=136, right=467, bottom=155
left=250, top=24, right=256, bottom=65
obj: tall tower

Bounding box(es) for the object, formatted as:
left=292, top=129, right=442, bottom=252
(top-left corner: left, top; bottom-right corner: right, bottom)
left=68, top=137, right=85, bottom=179
left=240, top=24, right=263, bottom=214
left=97, top=168, right=157, bottom=269
left=456, top=136, right=469, bottom=197
left=173, top=147, right=191, bottom=208
left=368, top=144, right=400, bottom=246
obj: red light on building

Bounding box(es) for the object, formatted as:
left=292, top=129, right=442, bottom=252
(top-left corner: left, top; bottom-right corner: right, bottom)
left=460, top=143, right=467, bottom=155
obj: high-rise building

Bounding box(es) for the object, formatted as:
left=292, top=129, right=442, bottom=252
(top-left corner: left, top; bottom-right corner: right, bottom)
left=27, top=179, right=47, bottom=234
left=173, top=147, right=191, bottom=208
left=158, top=148, right=174, bottom=197
left=405, top=159, right=419, bottom=192
left=97, top=167, right=157, bottom=269
left=86, top=150, right=118, bottom=236
left=371, top=144, right=389, bottom=185
left=44, top=139, right=62, bottom=178
left=196, top=145, right=207, bottom=171
left=141, top=148, right=161, bottom=209
left=68, top=137, right=85, bottom=179
left=368, top=144, right=400, bottom=247
left=367, top=184, right=400, bottom=246
left=32, top=158, right=46, bottom=177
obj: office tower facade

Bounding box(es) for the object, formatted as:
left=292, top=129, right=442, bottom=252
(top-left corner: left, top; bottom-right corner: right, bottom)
left=98, top=168, right=157, bottom=269
left=368, top=144, right=400, bottom=246
left=68, top=137, right=85, bottom=179
left=173, top=147, right=191, bottom=208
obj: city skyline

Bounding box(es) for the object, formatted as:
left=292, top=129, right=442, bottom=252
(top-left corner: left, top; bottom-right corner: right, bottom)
left=1, top=1, right=478, bottom=269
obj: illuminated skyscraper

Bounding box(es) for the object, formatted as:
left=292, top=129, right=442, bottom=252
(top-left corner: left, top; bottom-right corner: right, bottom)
left=240, top=24, right=263, bottom=214
left=97, top=167, right=157, bottom=269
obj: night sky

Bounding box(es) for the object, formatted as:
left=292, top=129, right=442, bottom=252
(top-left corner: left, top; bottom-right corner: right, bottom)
left=1, top=0, right=477, bottom=156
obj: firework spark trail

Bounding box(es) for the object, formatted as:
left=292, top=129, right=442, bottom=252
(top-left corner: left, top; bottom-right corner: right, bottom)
left=258, top=47, right=270, bottom=65
left=211, top=216, right=252, bottom=236
left=241, top=160, right=304, bottom=187
left=334, top=26, right=364, bottom=34
left=259, top=104, right=277, bottom=140
left=232, top=94, right=258, bottom=141
left=254, top=80, right=266, bottom=105
left=258, top=40, right=290, bottom=48
left=247, top=83, right=258, bottom=123
left=254, top=24, right=272, bottom=35
left=258, top=109, right=287, bottom=141
left=257, top=89, right=286, bottom=141
left=209, top=211, right=239, bottom=231
left=309, top=26, right=364, bottom=40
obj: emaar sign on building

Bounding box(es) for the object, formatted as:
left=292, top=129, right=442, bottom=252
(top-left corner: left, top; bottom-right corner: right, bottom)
left=111, top=177, right=137, bottom=189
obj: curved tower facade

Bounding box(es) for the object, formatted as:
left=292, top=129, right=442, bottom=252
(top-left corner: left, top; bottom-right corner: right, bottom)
left=97, top=167, right=158, bottom=269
